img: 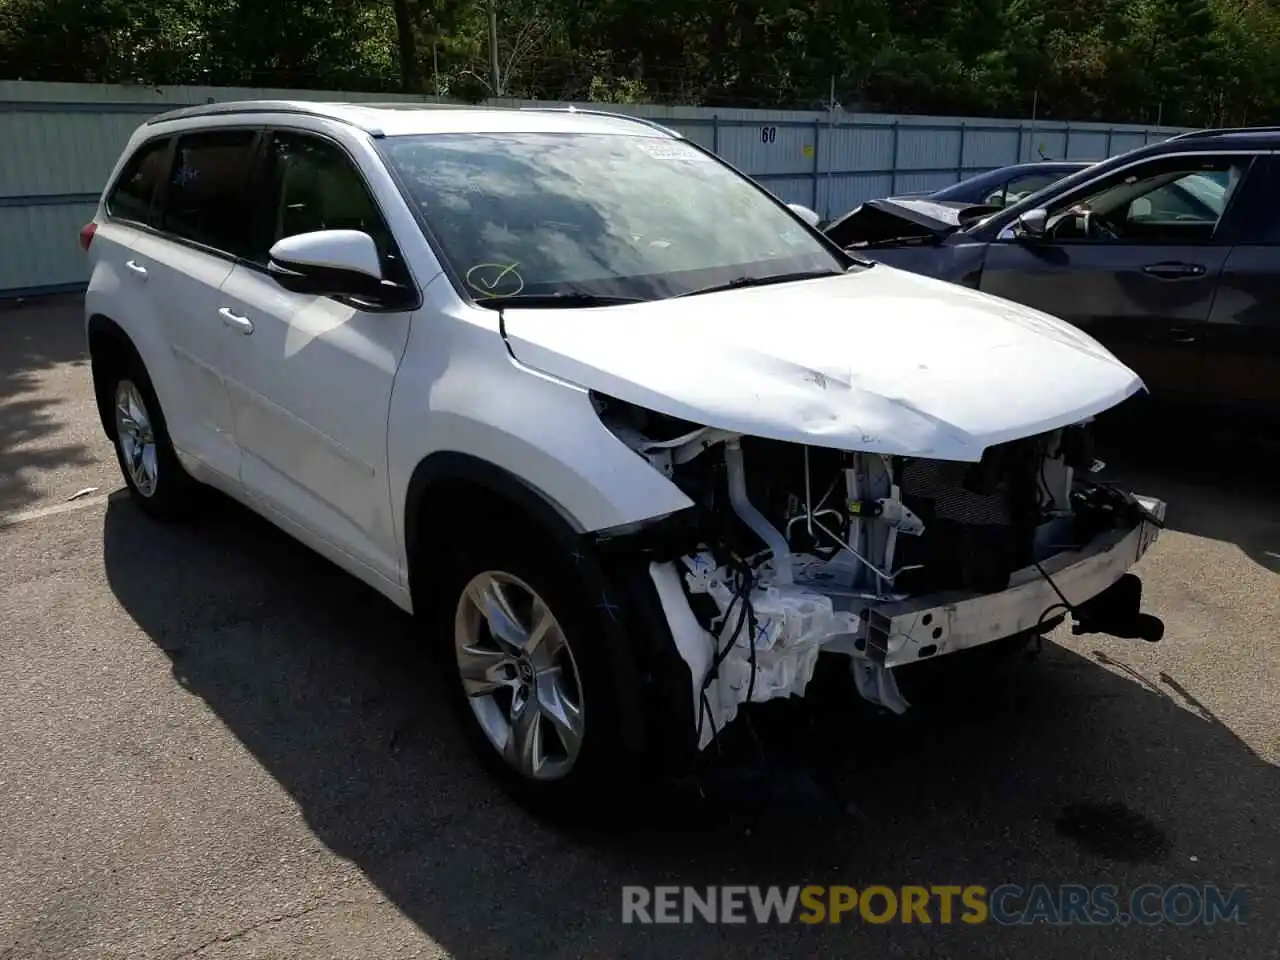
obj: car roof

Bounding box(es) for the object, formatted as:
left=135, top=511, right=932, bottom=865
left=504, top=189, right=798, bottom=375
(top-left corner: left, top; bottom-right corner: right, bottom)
left=1165, top=126, right=1280, bottom=149
left=997, top=160, right=1091, bottom=171
left=144, top=100, right=680, bottom=139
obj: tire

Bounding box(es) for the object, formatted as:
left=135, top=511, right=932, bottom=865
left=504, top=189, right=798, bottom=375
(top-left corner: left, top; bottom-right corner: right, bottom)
left=102, top=348, right=201, bottom=521
left=432, top=532, right=645, bottom=822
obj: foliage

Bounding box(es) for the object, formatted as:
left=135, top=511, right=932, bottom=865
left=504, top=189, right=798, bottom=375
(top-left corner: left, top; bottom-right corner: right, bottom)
left=2, top=0, right=1279, bottom=123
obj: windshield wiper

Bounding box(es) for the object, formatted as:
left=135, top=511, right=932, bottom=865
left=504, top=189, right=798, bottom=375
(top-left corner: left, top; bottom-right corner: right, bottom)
left=675, top=269, right=846, bottom=298
left=477, top=292, right=649, bottom=309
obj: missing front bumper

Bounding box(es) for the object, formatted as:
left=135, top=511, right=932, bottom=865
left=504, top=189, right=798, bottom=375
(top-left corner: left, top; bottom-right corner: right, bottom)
left=649, top=495, right=1166, bottom=747
left=854, top=495, right=1165, bottom=668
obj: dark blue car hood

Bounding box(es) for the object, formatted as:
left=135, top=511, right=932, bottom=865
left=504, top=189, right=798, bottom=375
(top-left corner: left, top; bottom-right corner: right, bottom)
left=823, top=197, right=998, bottom=249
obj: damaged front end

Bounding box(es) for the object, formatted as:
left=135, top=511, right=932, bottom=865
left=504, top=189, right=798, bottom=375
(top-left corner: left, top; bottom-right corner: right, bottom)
left=823, top=197, right=996, bottom=250
left=589, top=394, right=1166, bottom=750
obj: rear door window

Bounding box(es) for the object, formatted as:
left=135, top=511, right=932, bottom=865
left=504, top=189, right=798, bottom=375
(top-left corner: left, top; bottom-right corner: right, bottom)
left=160, top=129, right=259, bottom=258
left=106, top=137, right=171, bottom=225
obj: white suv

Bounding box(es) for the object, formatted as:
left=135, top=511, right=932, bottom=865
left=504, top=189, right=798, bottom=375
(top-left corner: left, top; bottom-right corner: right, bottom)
left=83, top=101, right=1167, bottom=815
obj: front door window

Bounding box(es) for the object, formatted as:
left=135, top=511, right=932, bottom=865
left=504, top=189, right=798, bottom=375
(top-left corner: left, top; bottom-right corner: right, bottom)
left=1036, top=157, right=1249, bottom=245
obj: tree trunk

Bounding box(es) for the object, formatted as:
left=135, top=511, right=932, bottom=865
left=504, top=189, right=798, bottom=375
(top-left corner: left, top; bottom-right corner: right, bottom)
left=393, top=0, right=421, bottom=93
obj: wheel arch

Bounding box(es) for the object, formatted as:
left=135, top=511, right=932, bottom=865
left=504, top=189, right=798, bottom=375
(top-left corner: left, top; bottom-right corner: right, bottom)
left=87, top=313, right=141, bottom=440
left=403, top=451, right=585, bottom=595
left=403, top=451, right=697, bottom=769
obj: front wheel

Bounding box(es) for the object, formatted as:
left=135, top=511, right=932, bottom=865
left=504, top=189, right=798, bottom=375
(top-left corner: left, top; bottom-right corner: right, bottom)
left=433, top=536, right=643, bottom=820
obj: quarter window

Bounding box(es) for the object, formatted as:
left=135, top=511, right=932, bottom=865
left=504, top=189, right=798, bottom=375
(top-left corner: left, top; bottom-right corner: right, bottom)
left=161, top=129, right=258, bottom=257
left=106, top=138, right=170, bottom=225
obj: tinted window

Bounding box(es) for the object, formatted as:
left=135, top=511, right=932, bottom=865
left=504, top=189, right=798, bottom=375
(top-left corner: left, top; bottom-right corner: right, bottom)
left=932, top=166, right=1080, bottom=205
left=106, top=138, right=170, bottom=224
left=1001, top=172, right=1066, bottom=205
left=161, top=129, right=257, bottom=256
left=254, top=131, right=407, bottom=283
left=1136, top=171, right=1230, bottom=222
left=1231, top=158, right=1280, bottom=244
left=381, top=132, right=847, bottom=304
left=1044, top=155, right=1249, bottom=244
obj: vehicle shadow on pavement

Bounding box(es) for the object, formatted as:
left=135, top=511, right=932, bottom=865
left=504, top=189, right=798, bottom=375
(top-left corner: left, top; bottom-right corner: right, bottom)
left=0, top=296, right=97, bottom=515
left=101, top=492, right=1280, bottom=959
left=1094, top=405, right=1280, bottom=574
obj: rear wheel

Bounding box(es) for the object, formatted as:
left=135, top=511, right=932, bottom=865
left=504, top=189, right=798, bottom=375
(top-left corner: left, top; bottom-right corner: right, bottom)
left=103, top=350, right=201, bottom=520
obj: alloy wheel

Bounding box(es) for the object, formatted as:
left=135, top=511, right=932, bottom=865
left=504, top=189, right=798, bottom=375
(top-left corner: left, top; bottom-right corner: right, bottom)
left=114, top=379, right=158, bottom=497
left=453, top=570, right=585, bottom=781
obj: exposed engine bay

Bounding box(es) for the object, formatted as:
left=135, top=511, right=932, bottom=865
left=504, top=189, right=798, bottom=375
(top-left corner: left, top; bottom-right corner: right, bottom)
left=591, top=393, right=1167, bottom=749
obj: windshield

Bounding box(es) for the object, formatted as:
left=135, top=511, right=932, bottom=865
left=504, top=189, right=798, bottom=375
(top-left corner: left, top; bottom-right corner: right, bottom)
left=380, top=131, right=848, bottom=304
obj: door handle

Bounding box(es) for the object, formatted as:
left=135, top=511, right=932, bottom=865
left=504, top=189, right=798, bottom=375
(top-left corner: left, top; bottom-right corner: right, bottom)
left=1142, top=262, right=1206, bottom=279
left=1167, top=327, right=1199, bottom=344
left=124, top=260, right=148, bottom=279
left=217, top=307, right=254, bottom=334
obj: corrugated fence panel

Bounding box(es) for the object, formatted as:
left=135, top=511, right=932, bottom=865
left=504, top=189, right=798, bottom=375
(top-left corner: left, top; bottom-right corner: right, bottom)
left=0, top=110, right=140, bottom=196
left=896, top=125, right=963, bottom=172
left=667, top=120, right=715, bottom=151
left=823, top=173, right=895, bottom=215
left=1110, top=131, right=1150, bottom=154
left=0, top=79, right=1194, bottom=295
left=1024, top=130, right=1068, bottom=161
left=1065, top=130, right=1110, bottom=160
left=962, top=128, right=1021, bottom=169
left=718, top=119, right=818, bottom=176
left=826, top=125, right=894, bottom=173
left=0, top=202, right=97, bottom=293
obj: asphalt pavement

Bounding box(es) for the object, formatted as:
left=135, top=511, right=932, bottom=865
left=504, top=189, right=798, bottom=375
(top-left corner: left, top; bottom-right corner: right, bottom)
left=1, top=297, right=1277, bottom=959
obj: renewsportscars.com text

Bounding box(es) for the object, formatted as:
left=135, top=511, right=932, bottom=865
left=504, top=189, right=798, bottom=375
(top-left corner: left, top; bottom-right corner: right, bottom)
left=621, top=884, right=1248, bottom=926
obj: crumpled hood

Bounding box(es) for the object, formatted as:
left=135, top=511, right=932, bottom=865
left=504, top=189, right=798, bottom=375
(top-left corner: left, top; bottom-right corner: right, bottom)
left=823, top=197, right=995, bottom=247
left=500, top=265, right=1145, bottom=462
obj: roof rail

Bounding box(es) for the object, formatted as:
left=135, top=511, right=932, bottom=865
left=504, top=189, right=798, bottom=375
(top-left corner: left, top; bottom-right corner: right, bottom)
left=144, top=99, right=394, bottom=135
left=147, top=100, right=321, bottom=124
left=517, top=105, right=681, bottom=137
left=1168, top=125, right=1280, bottom=141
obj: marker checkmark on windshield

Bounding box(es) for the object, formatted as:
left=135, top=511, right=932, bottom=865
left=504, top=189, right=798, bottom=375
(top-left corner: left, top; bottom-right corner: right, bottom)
left=471, top=262, right=521, bottom=290
left=488, top=264, right=519, bottom=287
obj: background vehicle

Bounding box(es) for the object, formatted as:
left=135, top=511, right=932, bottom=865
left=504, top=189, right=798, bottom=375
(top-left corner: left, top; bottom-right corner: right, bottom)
left=82, top=101, right=1165, bottom=819
left=815, top=161, right=1089, bottom=232
left=823, top=128, right=1280, bottom=419
left=913, top=160, right=1091, bottom=207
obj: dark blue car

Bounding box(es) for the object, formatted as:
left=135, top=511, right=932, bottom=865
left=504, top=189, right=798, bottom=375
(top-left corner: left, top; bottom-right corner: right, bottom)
left=821, top=129, right=1280, bottom=417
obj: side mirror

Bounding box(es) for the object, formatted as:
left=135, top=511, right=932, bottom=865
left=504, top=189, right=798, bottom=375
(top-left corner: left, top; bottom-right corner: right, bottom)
left=1015, top=207, right=1049, bottom=238
left=787, top=203, right=821, bottom=228
left=267, top=229, right=386, bottom=300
